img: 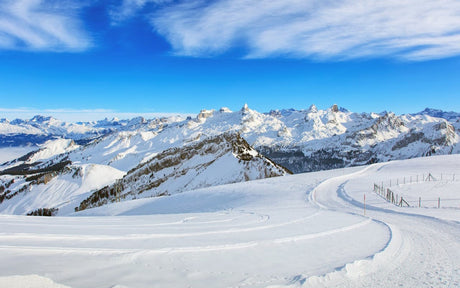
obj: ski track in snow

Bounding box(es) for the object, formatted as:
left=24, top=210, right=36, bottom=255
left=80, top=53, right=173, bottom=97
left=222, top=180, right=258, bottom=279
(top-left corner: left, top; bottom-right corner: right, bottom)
left=0, top=155, right=460, bottom=287
left=299, top=156, right=460, bottom=288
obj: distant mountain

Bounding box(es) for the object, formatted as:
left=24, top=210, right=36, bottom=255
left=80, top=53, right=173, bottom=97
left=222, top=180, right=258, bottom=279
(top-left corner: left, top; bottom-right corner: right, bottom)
left=0, top=105, right=459, bottom=215
left=414, top=108, right=460, bottom=122
left=0, top=114, right=184, bottom=147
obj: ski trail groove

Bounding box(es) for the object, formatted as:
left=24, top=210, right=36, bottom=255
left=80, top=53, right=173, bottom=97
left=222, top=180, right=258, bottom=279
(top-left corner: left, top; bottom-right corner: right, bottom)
left=306, top=165, right=460, bottom=288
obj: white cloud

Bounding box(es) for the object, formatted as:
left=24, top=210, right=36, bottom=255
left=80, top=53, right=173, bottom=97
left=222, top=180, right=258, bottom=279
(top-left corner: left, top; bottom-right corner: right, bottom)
left=110, top=0, right=172, bottom=25
left=0, top=0, right=91, bottom=51
left=0, top=107, right=191, bottom=123
left=150, top=0, right=460, bottom=60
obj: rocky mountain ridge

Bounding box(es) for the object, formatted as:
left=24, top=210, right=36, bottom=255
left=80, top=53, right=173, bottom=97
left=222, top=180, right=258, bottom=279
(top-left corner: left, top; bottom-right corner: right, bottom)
left=0, top=105, right=459, bottom=215
left=76, top=132, right=290, bottom=211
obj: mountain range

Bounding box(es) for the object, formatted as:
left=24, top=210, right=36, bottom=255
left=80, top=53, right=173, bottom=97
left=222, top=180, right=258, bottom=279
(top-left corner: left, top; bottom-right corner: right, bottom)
left=0, top=105, right=459, bottom=215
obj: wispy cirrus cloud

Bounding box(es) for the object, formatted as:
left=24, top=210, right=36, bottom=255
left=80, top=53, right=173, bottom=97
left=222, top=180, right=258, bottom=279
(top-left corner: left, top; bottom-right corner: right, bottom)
left=0, top=0, right=91, bottom=51
left=109, top=0, right=173, bottom=25
left=149, top=0, right=460, bottom=61
left=3, top=0, right=460, bottom=60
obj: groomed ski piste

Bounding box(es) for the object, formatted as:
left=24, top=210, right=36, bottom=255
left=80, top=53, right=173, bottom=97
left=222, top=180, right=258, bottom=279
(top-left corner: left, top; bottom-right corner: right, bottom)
left=0, top=154, right=459, bottom=288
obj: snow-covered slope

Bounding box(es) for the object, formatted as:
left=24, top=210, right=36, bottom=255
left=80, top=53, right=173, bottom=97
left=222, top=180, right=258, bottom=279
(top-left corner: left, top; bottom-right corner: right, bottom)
left=2, top=106, right=459, bottom=173
left=0, top=164, right=125, bottom=215
left=0, top=133, right=289, bottom=215
left=11, top=104, right=457, bottom=174
left=1, top=105, right=459, bottom=214
left=0, top=155, right=458, bottom=288
left=76, top=132, right=290, bottom=211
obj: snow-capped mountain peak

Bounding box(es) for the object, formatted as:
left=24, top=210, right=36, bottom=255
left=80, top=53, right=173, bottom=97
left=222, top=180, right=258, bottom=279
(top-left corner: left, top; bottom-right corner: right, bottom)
left=1, top=105, right=459, bottom=215
left=415, top=107, right=460, bottom=122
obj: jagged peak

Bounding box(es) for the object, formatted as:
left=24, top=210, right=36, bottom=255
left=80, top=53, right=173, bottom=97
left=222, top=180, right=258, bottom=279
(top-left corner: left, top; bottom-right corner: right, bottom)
left=378, top=111, right=398, bottom=119
left=308, top=104, right=318, bottom=113
left=372, top=111, right=404, bottom=130
left=127, top=116, right=146, bottom=125
left=219, top=107, right=232, bottom=113
left=414, top=107, right=460, bottom=121
left=197, top=109, right=215, bottom=120
left=30, top=115, right=54, bottom=122
left=330, top=104, right=339, bottom=113
left=241, top=103, right=250, bottom=113
left=377, top=110, right=389, bottom=117
left=268, top=110, right=281, bottom=117
left=76, top=130, right=290, bottom=212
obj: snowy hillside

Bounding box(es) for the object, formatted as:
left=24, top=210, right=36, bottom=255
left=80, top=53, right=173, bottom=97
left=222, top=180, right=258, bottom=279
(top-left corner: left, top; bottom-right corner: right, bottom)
left=0, top=105, right=459, bottom=214
left=76, top=132, right=290, bottom=212
left=0, top=133, right=288, bottom=215
left=2, top=105, right=459, bottom=173
left=0, top=155, right=458, bottom=287
left=0, top=164, right=125, bottom=215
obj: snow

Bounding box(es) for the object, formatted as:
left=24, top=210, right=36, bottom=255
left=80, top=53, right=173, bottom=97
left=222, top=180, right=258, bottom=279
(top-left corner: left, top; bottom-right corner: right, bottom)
left=26, top=139, right=79, bottom=164
left=1, top=155, right=459, bottom=287
left=61, top=105, right=456, bottom=174
left=0, top=164, right=125, bottom=215
left=2, top=106, right=459, bottom=178
left=336, top=154, right=460, bottom=222
left=0, top=147, right=36, bottom=163
left=0, top=275, right=71, bottom=288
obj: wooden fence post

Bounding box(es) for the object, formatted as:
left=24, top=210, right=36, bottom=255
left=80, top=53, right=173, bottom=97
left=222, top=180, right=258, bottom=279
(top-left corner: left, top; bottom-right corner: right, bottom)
left=438, top=197, right=440, bottom=208
left=400, top=197, right=410, bottom=207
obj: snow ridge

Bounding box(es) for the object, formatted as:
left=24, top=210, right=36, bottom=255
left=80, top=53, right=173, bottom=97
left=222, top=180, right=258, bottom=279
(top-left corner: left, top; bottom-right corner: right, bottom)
left=75, top=132, right=290, bottom=212
left=0, top=105, right=459, bottom=214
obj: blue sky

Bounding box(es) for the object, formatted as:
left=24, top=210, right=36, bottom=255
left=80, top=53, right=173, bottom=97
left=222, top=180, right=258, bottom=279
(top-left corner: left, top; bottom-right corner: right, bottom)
left=1, top=0, right=459, bottom=121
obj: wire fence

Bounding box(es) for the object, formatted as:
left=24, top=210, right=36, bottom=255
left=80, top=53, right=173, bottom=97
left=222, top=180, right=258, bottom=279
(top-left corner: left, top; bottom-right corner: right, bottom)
left=373, top=184, right=410, bottom=207
left=372, top=172, right=460, bottom=208
left=377, top=173, right=458, bottom=188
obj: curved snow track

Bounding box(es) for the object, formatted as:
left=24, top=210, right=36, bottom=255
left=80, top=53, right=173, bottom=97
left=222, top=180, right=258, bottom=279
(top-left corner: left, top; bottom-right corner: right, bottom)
left=308, top=160, right=460, bottom=288
left=0, top=155, right=459, bottom=288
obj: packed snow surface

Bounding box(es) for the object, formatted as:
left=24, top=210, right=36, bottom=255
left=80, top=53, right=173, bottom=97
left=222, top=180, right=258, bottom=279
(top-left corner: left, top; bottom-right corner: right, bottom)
left=0, top=155, right=459, bottom=287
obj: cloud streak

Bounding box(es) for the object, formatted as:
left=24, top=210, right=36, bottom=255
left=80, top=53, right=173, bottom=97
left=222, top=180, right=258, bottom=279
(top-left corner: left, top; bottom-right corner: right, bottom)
left=150, top=0, right=460, bottom=61
left=2, top=0, right=460, bottom=60
left=109, top=0, right=173, bottom=25
left=0, top=0, right=91, bottom=51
